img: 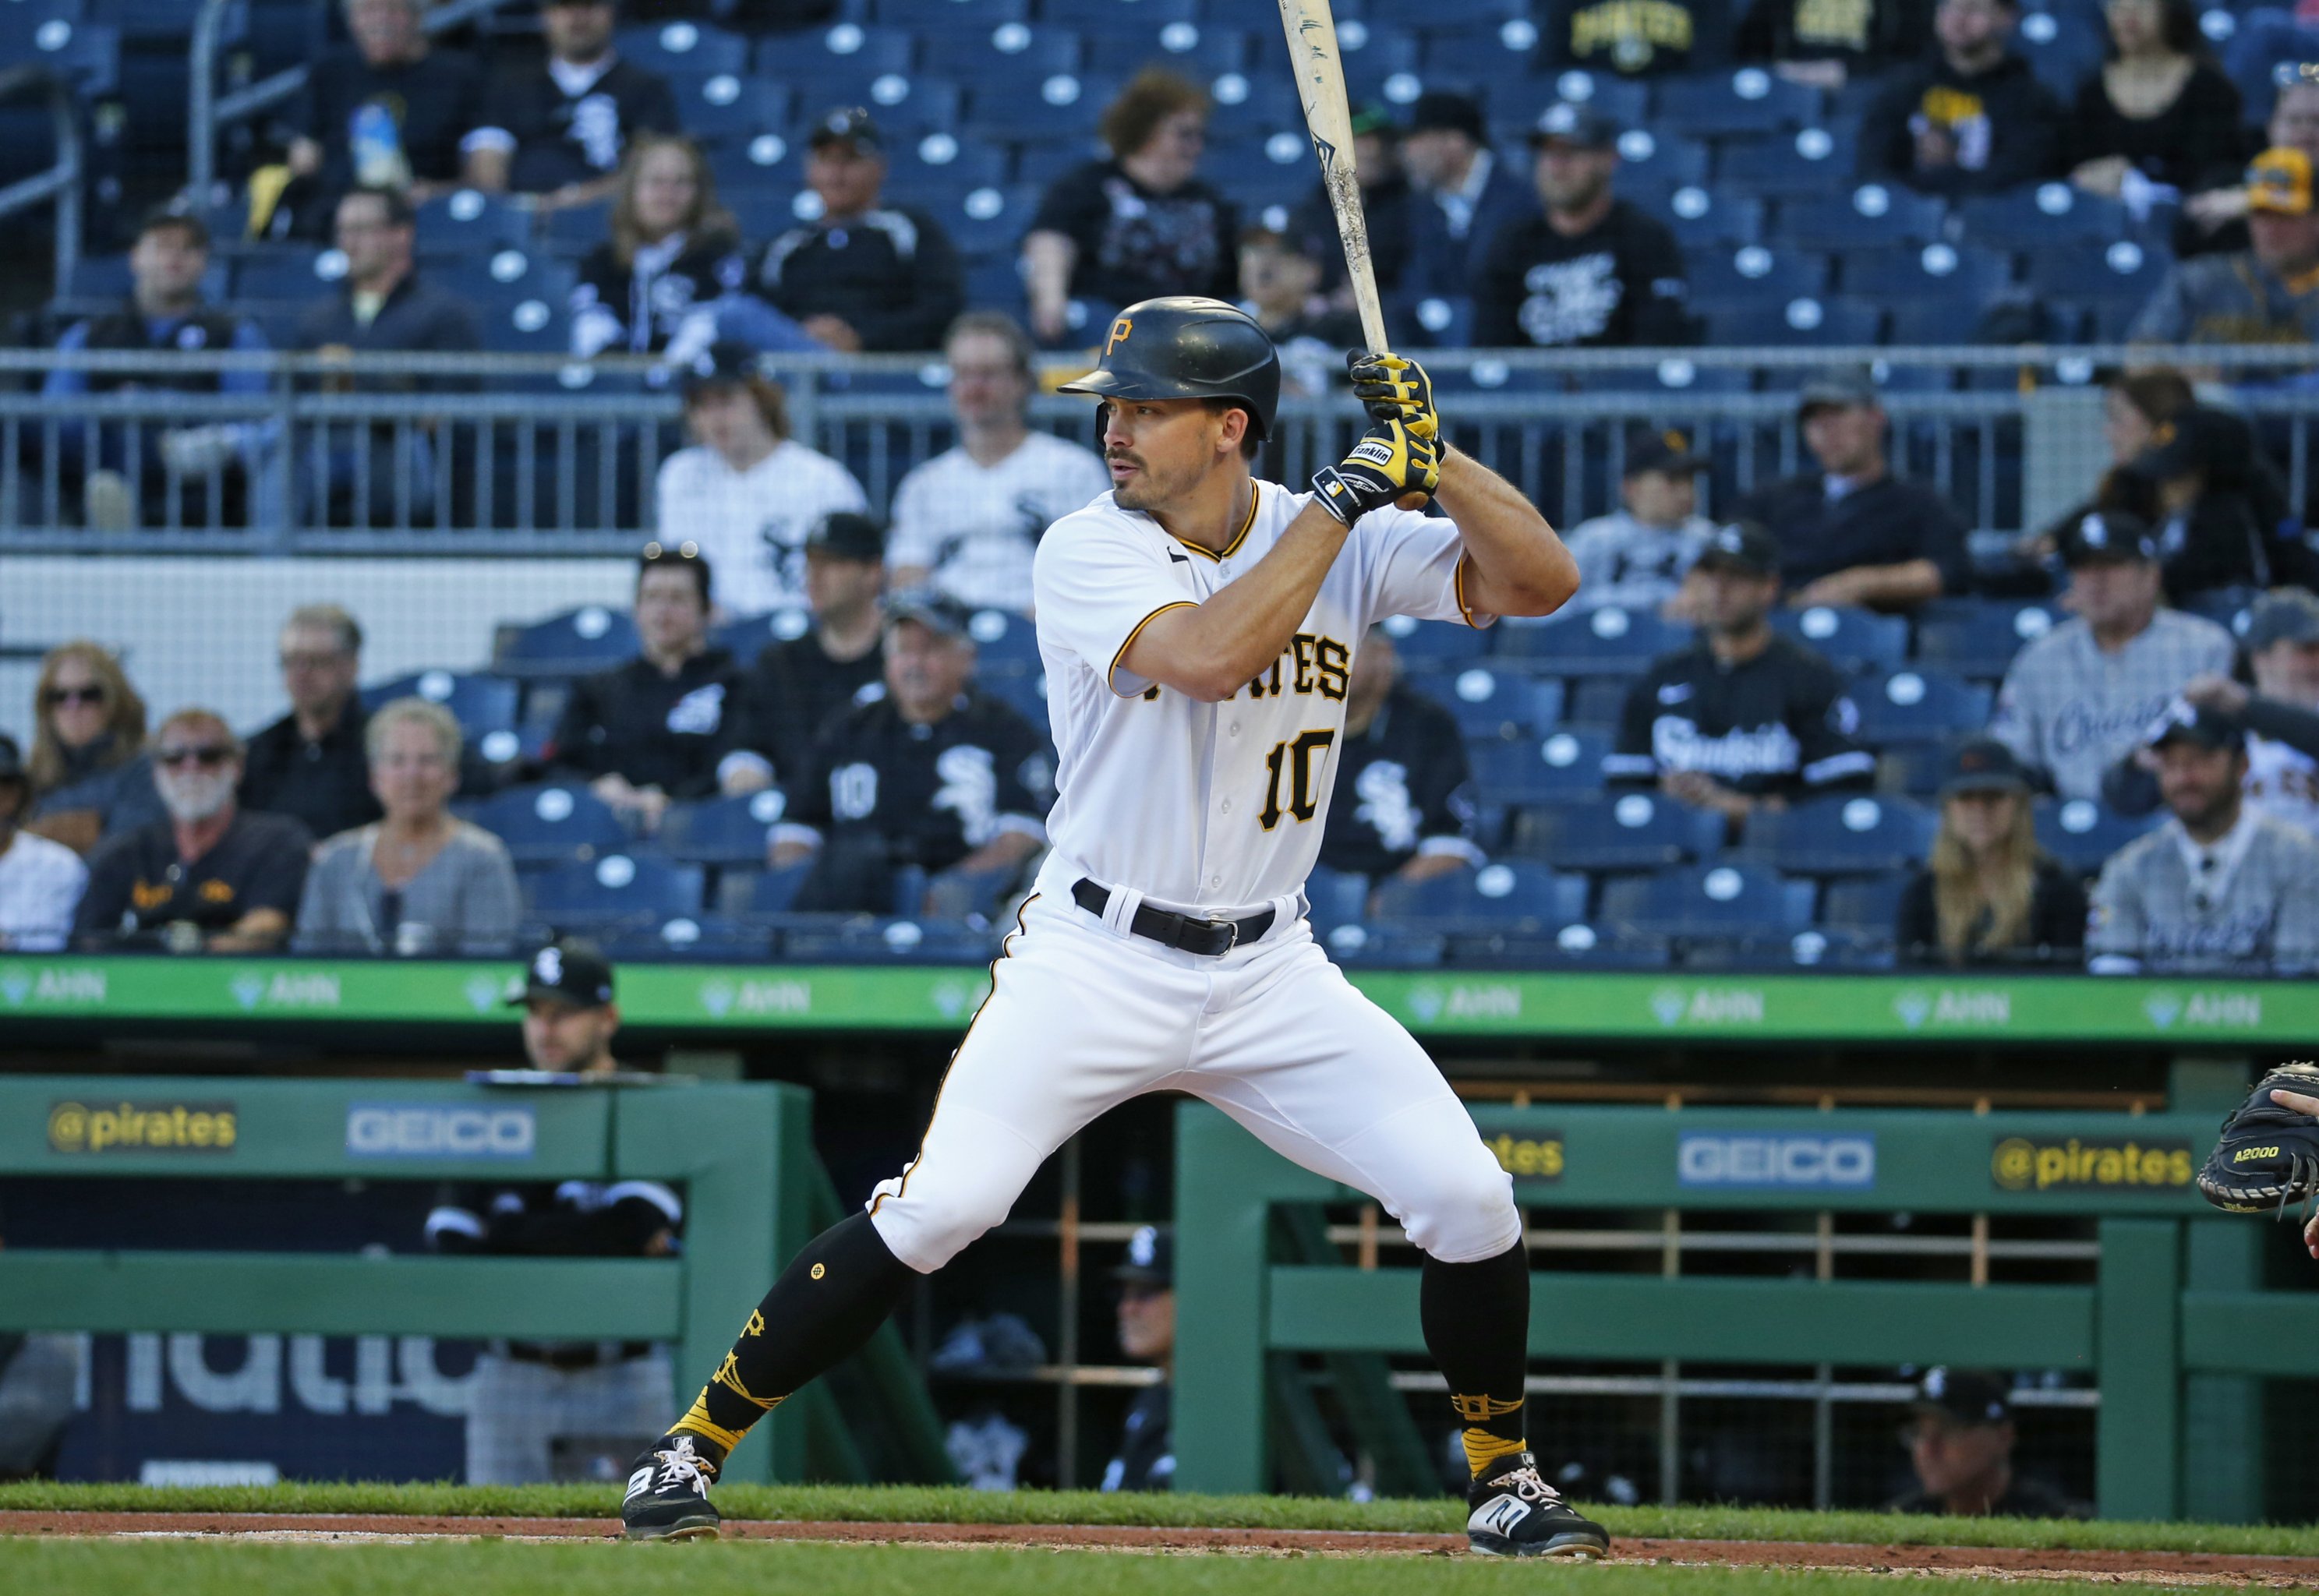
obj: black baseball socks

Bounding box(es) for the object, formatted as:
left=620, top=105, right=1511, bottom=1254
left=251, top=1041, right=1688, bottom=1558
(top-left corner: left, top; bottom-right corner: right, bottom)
left=1421, top=1239, right=1532, bottom=1478
left=671, top=1212, right=916, bottom=1458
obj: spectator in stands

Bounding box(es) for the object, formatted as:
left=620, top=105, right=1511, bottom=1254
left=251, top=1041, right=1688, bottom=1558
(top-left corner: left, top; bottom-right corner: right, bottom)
left=1562, top=429, right=1717, bottom=613
left=1100, top=1224, right=1175, bottom=1494
left=1605, top=521, right=1875, bottom=835
left=0, top=734, right=87, bottom=952
left=570, top=134, right=744, bottom=359
left=239, top=604, right=382, bottom=842
left=2119, top=404, right=2299, bottom=597
left=2087, top=700, right=2319, bottom=973
left=297, top=697, right=521, bottom=955
left=770, top=591, right=1049, bottom=915
left=1239, top=228, right=1365, bottom=394
left=1991, top=510, right=2237, bottom=801
left=2064, top=0, right=2247, bottom=205
left=1546, top=0, right=1735, bottom=76
left=42, top=207, right=270, bottom=533
left=1728, top=367, right=1970, bottom=611
left=736, top=511, right=889, bottom=787
left=1289, top=104, right=1413, bottom=303
left=1399, top=91, right=1535, bottom=308
left=23, top=641, right=161, bottom=855
left=2131, top=148, right=2319, bottom=348
left=653, top=343, right=868, bottom=614
left=887, top=312, right=1110, bottom=613
left=1859, top=0, right=2065, bottom=198
left=1472, top=104, right=1691, bottom=349
left=1023, top=70, right=1237, bottom=345
left=279, top=0, right=489, bottom=239
left=2183, top=79, right=2319, bottom=242
left=1897, top=738, right=2087, bottom=965
left=2019, top=367, right=2197, bottom=569
left=732, top=109, right=963, bottom=355
left=1317, top=627, right=1483, bottom=889
left=547, top=545, right=754, bottom=830
left=465, top=0, right=677, bottom=213
left=292, top=186, right=481, bottom=527
left=1736, top=0, right=1932, bottom=89
left=73, top=709, right=313, bottom=952
left=2104, top=588, right=2319, bottom=839
left=1889, top=1368, right=2090, bottom=1517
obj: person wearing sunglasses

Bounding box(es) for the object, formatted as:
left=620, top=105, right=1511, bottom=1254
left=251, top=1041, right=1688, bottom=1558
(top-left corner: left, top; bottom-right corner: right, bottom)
left=23, top=641, right=165, bottom=856
left=73, top=709, right=313, bottom=953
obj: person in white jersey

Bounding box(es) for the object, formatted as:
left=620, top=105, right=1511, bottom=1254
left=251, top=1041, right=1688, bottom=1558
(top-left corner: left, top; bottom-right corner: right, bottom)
left=618, top=298, right=1606, bottom=1559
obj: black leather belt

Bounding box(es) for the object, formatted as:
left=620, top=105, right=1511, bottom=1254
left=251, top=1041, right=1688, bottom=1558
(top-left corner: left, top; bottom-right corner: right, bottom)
left=1073, top=877, right=1274, bottom=956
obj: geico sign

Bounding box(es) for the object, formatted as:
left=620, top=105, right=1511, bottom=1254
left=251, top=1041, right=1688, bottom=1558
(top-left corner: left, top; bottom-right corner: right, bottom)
left=345, top=1104, right=536, bottom=1160
left=1677, top=1132, right=1876, bottom=1189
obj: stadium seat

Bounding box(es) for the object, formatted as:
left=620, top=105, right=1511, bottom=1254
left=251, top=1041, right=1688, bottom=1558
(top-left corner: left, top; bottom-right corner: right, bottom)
left=1041, top=0, right=1197, bottom=22
left=963, top=606, right=1042, bottom=673
left=414, top=191, right=529, bottom=258
left=1376, top=613, right=1489, bottom=666
left=1610, top=129, right=1711, bottom=192
left=942, top=182, right=1043, bottom=256
left=1707, top=296, right=1884, bottom=347
left=359, top=671, right=521, bottom=762
left=472, top=783, right=633, bottom=867
left=980, top=670, right=1050, bottom=729
left=1083, top=21, right=1250, bottom=76
left=1652, top=185, right=1764, bottom=251
left=231, top=248, right=334, bottom=301
left=883, top=133, right=1011, bottom=203
left=970, top=72, right=1123, bottom=141
left=684, top=76, right=792, bottom=147
left=1598, top=863, right=1816, bottom=939
left=775, top=915, right=999, bottom=963
left=1372, top=860, right=1588, bottom=931
left=1912, top=598, right=2062, bottom=682
left=1879, top=739, right=1971, bottom=797
left=1653, top=69, right=1821, bottom=138
left=1686, top=244, right=1830, bottom=312
left=1409, top=666, right=1563, bottom=740
left=1314, top=922, right=1448, bottom=968
left=618, top=20, right=750, bottom=76
left=1468, top=729, right=1611, bottom=804
left=1955, top=184, right=2132, bottom=249
left=495, top=605, right=639, bottom=678
left=478, top=295, right=571, bottom=355
left=1737, top=793, right=1936, bottom=875
left=528, top=853, right=705, bottom=926
left=1510, top=790, right=1724, bottom=872
left=1686, top=927, right=1896, bottom=971
left=1840, top=242, right=2012, bottom=305
left=1822, top=874, right=1907, bottom=933
left=1586, top=358, right=1755, bottom=396
left=1539, top=71, right=1649, bottom=128
left=2035, top=797, right=2163, bottom=877
left=659, top=790, right=790, bottom=867
left=1561, top=676, right=1630, bottom=729
left=1774, top=185, right=1946, bottom=251
left=1770, top=604, right=1908, bottom=672
left=713, top=608, right=812, bottom=665
left=1491, top=606, right=1692, bottom=675
left=1853, top=669, right=1995, bottom=744
left=2024, top=238, right=2170, bottom=305
left=1303, top=864, right=1370, bottom=941
left=719, top=860, right=816, bottom=918
left=1443, top=922, right=1676, bottom=969
left=600, top=913, right=769, bottom=962
left=1716, top=127, right=1855, bottom=199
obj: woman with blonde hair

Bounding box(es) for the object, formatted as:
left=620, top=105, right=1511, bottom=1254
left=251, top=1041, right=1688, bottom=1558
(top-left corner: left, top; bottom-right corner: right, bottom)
left=1897, top=739, right=2087, bottom=965
left=570, top=133, right=745, bottom=358
left=24, top=641, right=164, bottom=853
left=295, top=697, right=521, bottom=954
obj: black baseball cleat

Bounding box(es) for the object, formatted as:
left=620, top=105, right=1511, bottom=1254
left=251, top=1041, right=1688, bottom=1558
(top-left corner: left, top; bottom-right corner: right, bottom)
left=1465, top=1453, right=1611, bottom=1559
left=622, top=1432, right=723, bottom=1541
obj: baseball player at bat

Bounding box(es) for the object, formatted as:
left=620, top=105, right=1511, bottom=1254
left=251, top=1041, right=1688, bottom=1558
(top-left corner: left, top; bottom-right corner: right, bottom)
left=620, top=298, right=1603, bottom=1559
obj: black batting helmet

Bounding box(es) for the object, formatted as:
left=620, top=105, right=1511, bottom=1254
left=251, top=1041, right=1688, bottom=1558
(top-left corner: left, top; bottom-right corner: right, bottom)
left=1057, top=297, right=1281, bottom=440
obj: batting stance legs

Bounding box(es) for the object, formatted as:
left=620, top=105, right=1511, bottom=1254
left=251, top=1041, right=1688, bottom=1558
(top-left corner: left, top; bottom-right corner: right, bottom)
left=624, top=895, right=1538, bottom=1531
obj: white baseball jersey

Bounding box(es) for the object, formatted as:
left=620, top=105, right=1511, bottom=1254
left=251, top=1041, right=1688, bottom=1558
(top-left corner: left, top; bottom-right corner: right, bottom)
left=1989, top=610, right=2236, bottom=803
left=887, top=431, right=1112, bottom=612
left=2247, top=733, right=2319, bottom=839
left=1030, top=480, right=1483, bottom=912
left=654, top=440, right=867, bottom=616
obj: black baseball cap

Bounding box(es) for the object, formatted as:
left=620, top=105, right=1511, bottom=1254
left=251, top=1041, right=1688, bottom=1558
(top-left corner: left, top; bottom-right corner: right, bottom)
left=1624, top=426, right=1702, bottom=478
left=138, top=203, right=210, bottom=249
left=2245, top=588, right=2319, bottom=651
left=680, top=340, right=761, bottom=396
left=1798, top=365, right=1880, bottom=417
left=882, top=586, right=974, bottom=638
left=806, top=510, right=886, bottom=563
left=1408, top=90, right=1486, bottom=143
left=2144, top=698, right=2248, bottom=754
left=2057, top=510, right=2158, bottom=567
left=810, top=106, right=885, bottom=154
left=1692, top=520, right=1780, bottom=578
left=1530, top=101, right=1620, bottom=150
left=1112, top=1223, right=1173, bottom=1287
left=1941, top=736, right=2033, bottom=799
left=509, top=937, right=616, bottom=1009
left=1911, top=1367, right=2011, bottom=1427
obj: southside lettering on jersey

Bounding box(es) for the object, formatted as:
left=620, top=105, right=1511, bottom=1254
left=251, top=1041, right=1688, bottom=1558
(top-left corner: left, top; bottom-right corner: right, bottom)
left=1605, top=634, right=1874, bottom=796
left=779, top=690, right=1051, bottom=869
left=1030, top=482, right=1483, bottom=910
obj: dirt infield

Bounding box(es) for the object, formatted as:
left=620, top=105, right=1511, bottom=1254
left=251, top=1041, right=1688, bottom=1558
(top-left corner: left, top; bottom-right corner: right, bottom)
left=9, top=1512, right=2319, bottom=1582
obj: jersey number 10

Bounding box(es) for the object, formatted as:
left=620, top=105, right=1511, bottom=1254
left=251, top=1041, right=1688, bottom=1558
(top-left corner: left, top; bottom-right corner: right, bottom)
left=1260, top=730, right=1337, bottom=830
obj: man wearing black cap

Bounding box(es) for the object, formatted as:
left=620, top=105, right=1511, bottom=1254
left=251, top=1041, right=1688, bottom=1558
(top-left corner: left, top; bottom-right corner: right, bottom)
left=2087, top=701, right=2319, bottom=973
left=736, top=510, right=891, bottom=787
left=465, top=0, right=677, bottom=212
left=1991, top=511, right=2236, bottom=803
left=1289, top=103, right=1414, bottom=300
left=1889, top=1368, right=2087, bottom=1518
left=769, top=589, right=1050, bottom=915
left=1731, top=366, right=1968, bottom=612
left=1562, top=429, right=1717, bottom=611
left=1473, top=104, right=1690, bottom=349
left=1606, top=521, right=1874, bottom=832
left=428, top=938, right=684, bottom=1484
left=1099, top=1225, right=1176, bottom=1493
left=740, top=108, right=963, bottom=355
left=1858, top=0, right=2062, bottom=200
left=1401, top=91, right=1536, bottom=305
left=0, top=733, right=87, bottom=952
left=546, top=545, right=758, bottom=829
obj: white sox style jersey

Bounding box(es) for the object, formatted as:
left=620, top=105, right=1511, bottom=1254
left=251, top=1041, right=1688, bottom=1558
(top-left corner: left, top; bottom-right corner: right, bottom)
left=1030, top=480, right=1484, bottom=912
left=654, top=440, right=867, bottom=616
left=887, top=431, right=1112, bottom=613
left=1990, top=610, right=2236, bottom=803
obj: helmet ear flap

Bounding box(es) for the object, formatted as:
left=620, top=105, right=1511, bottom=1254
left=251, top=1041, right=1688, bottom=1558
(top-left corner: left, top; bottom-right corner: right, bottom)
left=1091, top=399, right=1113, bottom=450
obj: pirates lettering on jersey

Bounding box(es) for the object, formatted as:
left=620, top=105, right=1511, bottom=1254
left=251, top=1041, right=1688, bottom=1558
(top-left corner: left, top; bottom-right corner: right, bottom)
left=1243, top=633, right=1352, bottom=701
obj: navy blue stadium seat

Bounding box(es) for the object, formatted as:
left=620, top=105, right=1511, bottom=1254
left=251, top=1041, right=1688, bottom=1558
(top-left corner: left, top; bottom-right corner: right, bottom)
left=495, top=605, right=638, bottom=677
left=1912, top=598, right=2063, bottom=681
left=1303, top=864, right=1370, bottom=941
left=659, top=791, right=790, bottom=867
left=1716, top=127, right=1855, bottom=198
left=1511, top=790, right=1724, bottom=872
left=1708, top=296, right=1884, bottom=347
left=2035, top=796, right=2163, bottom=876
left=359, top=671, right=521, bottom=762
left=2185, top=585, right=2261, bottom=635
left=1314, top=922, right=1448, bottom=968
left=231, top=248, right=333, bottom=300
left=1650, top=185, right=1763, bottom=250
left=1771, top=604, right=1908, bottom=672
left=600, top=913, right=768, bottom=962
left=980, top=670, right=1050, bottom=729
left=543, top=200, right=617, bottom=256
left=1083, top=23, right=1249, bottom=76
left=619, top=20, right=748, bottom=76
left=1538, top=72, right=1649, bottom=129
left=1376, top=613, right=1489, bottom=666
left=1687, top=244, right=1829, bottom=312
left=1686, top=927, right=1896, bottom=971
left=1610, top=129, right=1710, bottom=191
left=684, top=76, right=791, bottom=147
left=1587, top=358, right=1756, bottom=396
left=774, top=915, right=998, bottom=962
left=1840, top=241, right=2012, bottom=305
left=718, top=860, right=815, bottom=918
left=964, top=606, right=1042, bottom=673
left=1598, top=863, right=1817, bottom=938
left=1469, top=729, right=1610, bottom=804
left=472, top=783, right=633, bottom=867
left=1854, top=669, right=1995, bottom=744
left=0, top=7, right=118, bottom=93
left=477, top=295, right=571, bottom=355
left=1879, top=739, right=1971, bottom=796
left=970, top=72, right=1123, bottom=140
left=785, top=20, right=916, bottom=76
left=1043, top=0, right=1198, bottom=22
left=1738, top=793, right=1935, bottom=875
left=1774, top=185, right=1946, bottom=251
left=414, top=190, right=528, bottom=258
left=713, top=608, right=812, bottom=665
left=2014, top=3, right=2107, bottom=100
left=528, top=853, right=704, bottom=925
left=1955, top=184, right=2132, bottom=249
left=942, top=182, right=1042, bottom=256
left=883, top=133, right=1011, bottom=203
left=1822, top=874, right=1907, bottom=933
left=2024, top=238, right=2170, bottom=305
left=1653, top=69, right=1821, bottom=138
left=1372, top=860, right=1589, bottom=931
left=1410, top=666, right=1563, bottom=740
left=1491, top=606, right=1692, bottom=675
left=1561, top=676, right=1630, bottom=730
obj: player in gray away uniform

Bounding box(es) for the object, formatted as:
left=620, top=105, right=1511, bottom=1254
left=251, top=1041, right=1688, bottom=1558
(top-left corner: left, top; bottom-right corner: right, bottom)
left=1990, top=513, right=2235, bottom=803
left=2087, top=702, right=2319, bottom=975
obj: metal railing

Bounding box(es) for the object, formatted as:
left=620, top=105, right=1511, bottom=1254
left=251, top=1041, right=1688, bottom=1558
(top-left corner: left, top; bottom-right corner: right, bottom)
left=0, top=66, right=83, bottom=300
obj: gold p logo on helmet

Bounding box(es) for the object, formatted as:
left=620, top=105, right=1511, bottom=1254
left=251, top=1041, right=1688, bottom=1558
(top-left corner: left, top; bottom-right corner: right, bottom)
left=1105, top=316, right=1133, bottom=355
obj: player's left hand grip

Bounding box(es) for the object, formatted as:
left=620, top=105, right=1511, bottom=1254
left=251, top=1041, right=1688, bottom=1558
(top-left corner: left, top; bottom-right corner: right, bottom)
left=1312, top=416, right=1441, bottom=526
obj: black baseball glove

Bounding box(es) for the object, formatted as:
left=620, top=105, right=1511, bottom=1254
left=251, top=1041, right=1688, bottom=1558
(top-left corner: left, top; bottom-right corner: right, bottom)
left=2196, top=1062, right=2319, bottom=1216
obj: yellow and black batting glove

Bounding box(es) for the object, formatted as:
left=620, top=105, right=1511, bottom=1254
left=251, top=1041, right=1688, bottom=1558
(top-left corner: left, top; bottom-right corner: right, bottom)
left=1348, top=350, right=1438, bottom=440
left=1311, top=415, right=1441, bottom=525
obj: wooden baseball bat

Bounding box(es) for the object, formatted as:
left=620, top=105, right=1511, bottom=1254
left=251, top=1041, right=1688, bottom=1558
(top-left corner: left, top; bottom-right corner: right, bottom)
left=1275, top=0, right=1390, bottom=355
